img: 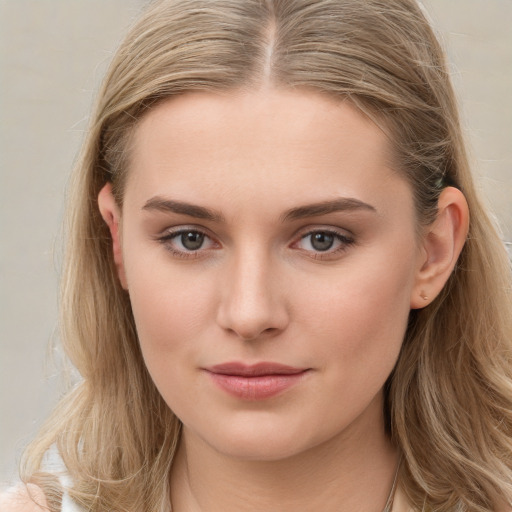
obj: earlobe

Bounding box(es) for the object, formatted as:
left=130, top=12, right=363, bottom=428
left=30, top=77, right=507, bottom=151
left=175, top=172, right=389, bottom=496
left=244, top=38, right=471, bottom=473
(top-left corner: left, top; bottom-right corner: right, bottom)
left=98, top=183, right=128, bottom=290
left=410, top=187, right=469, bottom=309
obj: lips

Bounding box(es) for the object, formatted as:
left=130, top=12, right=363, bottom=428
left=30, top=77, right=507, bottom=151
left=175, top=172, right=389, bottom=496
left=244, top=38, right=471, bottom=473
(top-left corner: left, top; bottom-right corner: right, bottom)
left=204, top=362, right=310, bottom=400
left=208, top=362, right=307, bottom=376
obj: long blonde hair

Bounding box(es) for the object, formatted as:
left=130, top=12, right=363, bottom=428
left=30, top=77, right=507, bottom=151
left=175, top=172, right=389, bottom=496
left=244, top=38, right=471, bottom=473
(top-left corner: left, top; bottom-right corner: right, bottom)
left=22, top=1, right=512, bottom=510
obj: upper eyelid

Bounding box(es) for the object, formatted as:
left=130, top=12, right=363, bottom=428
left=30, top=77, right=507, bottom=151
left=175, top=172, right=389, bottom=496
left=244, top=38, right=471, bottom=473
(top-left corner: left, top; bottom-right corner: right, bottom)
left=158, top=225, right=212, bottom=238
left=294, top=231, right=354, bottom=246
left=292, top=229, right=355, bottom=258
left=156, top=226, right=218, bottom=248
left=293, top=225, right=354, bottom=240
left=157, top=228, right=218, bottom=257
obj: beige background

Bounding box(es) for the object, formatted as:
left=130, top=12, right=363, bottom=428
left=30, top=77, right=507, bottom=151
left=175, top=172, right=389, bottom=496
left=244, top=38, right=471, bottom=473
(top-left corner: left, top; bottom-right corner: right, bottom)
left=1, top=0, right=511, bottom=483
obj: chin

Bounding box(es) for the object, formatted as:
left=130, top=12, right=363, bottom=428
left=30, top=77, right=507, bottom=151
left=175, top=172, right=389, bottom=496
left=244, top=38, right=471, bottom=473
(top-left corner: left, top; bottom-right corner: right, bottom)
left=185, top=414, right=341, bottom=463
left=212, top=438, right=312, bottom=462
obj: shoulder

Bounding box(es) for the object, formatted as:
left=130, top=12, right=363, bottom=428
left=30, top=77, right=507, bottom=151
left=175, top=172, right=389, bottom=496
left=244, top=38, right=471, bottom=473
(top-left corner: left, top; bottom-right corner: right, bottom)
left=0, top=484, right=48, bottom=511
left=392, top=486, right=414, bottom=512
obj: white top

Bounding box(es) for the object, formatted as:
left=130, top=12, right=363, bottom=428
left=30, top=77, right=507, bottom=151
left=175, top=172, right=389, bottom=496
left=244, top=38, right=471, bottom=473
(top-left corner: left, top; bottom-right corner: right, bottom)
left=40, top=446, right=85, bottom=512
left=37, top=446, right=411, bottom=512
left=39, top=447, right=171, bottom=512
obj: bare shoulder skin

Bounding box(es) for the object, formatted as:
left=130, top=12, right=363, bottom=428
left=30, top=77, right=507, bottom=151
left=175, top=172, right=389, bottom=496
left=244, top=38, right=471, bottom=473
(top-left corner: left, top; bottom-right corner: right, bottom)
left=0, top=484, right=48, bottom=512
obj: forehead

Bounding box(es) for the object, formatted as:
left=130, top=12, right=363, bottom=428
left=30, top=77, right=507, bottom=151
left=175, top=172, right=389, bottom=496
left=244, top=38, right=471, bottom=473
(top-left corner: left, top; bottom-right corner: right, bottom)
left=124, top=89, right=408, bottom=218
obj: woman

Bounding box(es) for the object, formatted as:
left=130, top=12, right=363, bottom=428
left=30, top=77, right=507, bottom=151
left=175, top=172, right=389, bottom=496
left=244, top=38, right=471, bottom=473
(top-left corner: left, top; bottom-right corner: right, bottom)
left=5, top=0, right=512, bottom=510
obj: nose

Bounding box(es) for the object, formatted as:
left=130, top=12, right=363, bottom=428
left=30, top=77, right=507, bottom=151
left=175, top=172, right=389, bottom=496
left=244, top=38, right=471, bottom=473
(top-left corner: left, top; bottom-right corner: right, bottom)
left=216, top=249, right=289, bottom=341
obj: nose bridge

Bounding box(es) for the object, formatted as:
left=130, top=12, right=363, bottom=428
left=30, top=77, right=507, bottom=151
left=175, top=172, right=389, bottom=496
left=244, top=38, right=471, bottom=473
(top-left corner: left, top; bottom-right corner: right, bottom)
left=217, top=242, right=287, bottom=340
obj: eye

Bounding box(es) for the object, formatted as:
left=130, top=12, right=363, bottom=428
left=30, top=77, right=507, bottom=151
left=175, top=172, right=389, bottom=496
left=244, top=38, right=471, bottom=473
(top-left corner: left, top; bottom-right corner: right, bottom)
left=158, top=228, right=217, bottom=257
left=294, top=229, right=354, bottom=257
left=178, top=231, right=206, bottom=251
left=306, top=232, right=336, bottom=252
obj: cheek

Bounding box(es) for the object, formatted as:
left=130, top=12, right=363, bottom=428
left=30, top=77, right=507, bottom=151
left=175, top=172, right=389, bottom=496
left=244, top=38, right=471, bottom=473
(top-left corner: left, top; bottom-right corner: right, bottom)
left=123, top=249, right=217, bottom=376
left=295, top=239, right=417, bottom=371
left=126, top=272, right=218, bottom=414
left=131, top=286, right=211, bottom=346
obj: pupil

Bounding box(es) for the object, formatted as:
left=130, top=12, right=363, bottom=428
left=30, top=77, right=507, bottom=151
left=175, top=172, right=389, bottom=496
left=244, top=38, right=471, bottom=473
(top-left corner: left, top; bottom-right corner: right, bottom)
left=311, top=232, right=334, bottom=251
left=181, top=231, right=204, bottom=250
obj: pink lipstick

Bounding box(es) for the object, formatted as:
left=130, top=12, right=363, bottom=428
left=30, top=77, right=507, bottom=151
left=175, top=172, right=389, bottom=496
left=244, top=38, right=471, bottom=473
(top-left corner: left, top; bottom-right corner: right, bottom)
left=204, top=362, right=309, bottom=400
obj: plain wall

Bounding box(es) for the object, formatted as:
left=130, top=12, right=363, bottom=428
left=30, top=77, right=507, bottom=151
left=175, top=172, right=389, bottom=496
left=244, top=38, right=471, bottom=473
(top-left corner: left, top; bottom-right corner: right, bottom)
left=0, top=0, right=145, bottom=483
left=1, top=0, right=511, bottom=484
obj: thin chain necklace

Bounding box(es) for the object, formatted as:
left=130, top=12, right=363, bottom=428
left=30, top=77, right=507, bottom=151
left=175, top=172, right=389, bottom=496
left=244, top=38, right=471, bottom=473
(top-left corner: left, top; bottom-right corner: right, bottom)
left=168, top=455, right=402, bottom=512
left=382, top=455, right=402, bottom=512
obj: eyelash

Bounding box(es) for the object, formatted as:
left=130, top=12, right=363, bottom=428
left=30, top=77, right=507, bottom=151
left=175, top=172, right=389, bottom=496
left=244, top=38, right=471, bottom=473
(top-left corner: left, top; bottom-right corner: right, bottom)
left=157, top=227, right=355, bottom=260
left=293, top=229, right=355, bottom=260
left=158, top=228, right=217, bottom=259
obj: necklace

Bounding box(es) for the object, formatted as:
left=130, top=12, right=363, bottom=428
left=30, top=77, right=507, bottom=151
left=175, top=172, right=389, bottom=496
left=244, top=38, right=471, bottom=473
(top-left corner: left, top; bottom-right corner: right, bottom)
left=382, top=455, right=402, bottom=512
left=168, top=454, right=403, bottom=512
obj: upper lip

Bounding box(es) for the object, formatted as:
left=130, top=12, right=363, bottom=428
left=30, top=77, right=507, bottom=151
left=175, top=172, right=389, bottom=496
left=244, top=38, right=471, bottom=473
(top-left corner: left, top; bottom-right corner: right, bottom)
left=206, top=362, right=308, bottom=377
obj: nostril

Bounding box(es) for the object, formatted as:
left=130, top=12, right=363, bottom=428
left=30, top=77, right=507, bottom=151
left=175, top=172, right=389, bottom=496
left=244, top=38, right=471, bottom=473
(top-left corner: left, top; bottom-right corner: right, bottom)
left=218, top=308, right=288, bottom=341
left=215, top=261, right=289, bottom=340
left=239, top=326, right=281, bottom=342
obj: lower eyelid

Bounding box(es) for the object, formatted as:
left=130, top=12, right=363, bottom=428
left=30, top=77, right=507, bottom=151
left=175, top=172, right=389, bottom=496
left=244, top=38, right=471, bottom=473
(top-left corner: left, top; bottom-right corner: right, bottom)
left=165, top=246, right=204, bottom=259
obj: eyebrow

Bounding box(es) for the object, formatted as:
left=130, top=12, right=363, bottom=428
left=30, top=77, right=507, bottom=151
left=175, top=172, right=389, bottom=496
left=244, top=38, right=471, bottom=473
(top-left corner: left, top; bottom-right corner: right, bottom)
left=281, top=198, right=377, bottom=222
left=142, top=196, right=225, bottom=222
left=142, top=196, right=376, bottom=223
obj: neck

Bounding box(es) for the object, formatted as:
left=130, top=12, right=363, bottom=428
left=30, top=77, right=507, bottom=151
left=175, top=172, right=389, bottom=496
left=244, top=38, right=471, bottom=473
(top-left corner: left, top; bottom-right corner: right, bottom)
left=170, top=396, right=399, bottom=512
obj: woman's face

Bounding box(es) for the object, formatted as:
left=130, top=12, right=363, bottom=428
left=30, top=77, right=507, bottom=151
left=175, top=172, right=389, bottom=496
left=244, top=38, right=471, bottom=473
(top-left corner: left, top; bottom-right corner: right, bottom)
left=113, top=90, right=424, bottom=460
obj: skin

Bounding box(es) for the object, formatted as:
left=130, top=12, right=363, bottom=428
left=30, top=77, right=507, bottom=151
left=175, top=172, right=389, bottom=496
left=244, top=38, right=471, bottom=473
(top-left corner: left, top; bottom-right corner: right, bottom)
left=98, top=89, right=469, bottom=512
left=0, top=484, right=48, bottom=512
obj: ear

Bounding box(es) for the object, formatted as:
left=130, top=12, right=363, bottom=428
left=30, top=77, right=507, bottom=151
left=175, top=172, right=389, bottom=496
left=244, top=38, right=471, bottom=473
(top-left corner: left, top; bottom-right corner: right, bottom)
left=98, top=183, right=128, bottom=290
left=410, top=187, right=469, bottom=309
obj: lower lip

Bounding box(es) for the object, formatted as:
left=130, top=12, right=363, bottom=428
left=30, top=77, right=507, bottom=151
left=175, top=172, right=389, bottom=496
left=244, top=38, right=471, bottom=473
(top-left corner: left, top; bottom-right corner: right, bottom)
left=206, top=371, right=309, bottom=400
